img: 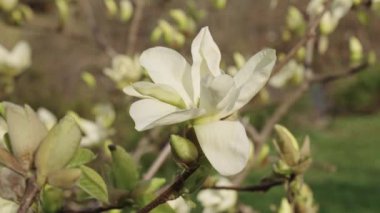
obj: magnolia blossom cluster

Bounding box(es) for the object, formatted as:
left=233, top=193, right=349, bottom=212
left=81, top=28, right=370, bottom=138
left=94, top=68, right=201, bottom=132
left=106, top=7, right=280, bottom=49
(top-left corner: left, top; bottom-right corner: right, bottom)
left=125, top=27, right=276, bottom=176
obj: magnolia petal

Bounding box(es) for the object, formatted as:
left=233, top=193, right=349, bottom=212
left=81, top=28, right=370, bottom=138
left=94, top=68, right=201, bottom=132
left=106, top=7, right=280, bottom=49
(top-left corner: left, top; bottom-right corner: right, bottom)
left=191, top=27, right=222, bottom=77
left=194, top=120, right=251, bottom=176
left=139, top=47, right=192, bottom=106
left=232, top=49, right=276, bottom=112
left=199, top=74, right=238, bottom=117
left=132, top=82, right=186, bottom=108
left=130, top=99, right=202, bottom=131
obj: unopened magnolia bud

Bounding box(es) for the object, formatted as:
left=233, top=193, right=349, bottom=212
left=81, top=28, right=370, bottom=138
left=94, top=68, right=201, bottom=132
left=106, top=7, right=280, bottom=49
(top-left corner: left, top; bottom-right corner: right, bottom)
left=368, top=50, right=377, bottom=65
left=318, top=35, right=329, bottom=55
left=150, top=27, right=163, bottom=43
left=170, top=135, right=199, bottom=168
left=109, top=144, right=139, bottom=190
left=55, top=0, right=69, bottom=25
left=47, top=168, right=81, bottom=189
left=35, top=114, right=81, bottom=186
left=349, top=36, right=363, bottom=65
left=0, top=0, right=18, bottom=12
left=233, top=52, right=246, bottom=69
left=4, top=102, right=48, bottom=169
left=119, top=0, right=133, bottom=22
left=278, top=198, right=292, bottom=213
left=273, top=159, right=292, bottom=176
left=212, top=0, right=227, bottom=10
left=274, top=125, right=300, bottom=166
left=170, top=9, right=187, bottom=30
left=286, top=6, right=305, bottom=34
left=104, top=0, right=117, bottom=17
left=320, top=13, right=337, bottom=35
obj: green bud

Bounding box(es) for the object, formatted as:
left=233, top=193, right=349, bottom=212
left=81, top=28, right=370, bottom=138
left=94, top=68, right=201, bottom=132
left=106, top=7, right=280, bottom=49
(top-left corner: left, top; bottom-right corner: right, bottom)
left=368, top=50, right=377, bottom=65
left=170, top=9, right=188, bottom=30
left=150, top=27, right=163, bottom=43
left=286, top=6, right=306, bottom=35
left=318, top=35, right=329, bottom=55
left=119, top=0, right=133, bottom=22
left=278, top=198, right=292, bottom=213
left=104, top=0, right=118, bottom=17
left=47, top=168, right=81, bottom=189
left=170, top=135, right=199, bottom=168
left=109, top=145, right=139, bottom=190
left=273, top=125, right=300, bottom=166
left=233, top=52, right=246, bottom=69
left=349, top=36, right=363, bottom=65
left=212, top=0, right=227, bottom=10
left=41, top=186, right=64, bottom=213
left=81, top=71, right=97, bottom=89
left=55, top=0, right=69, bottom=25
left=296, top=47, right=306, bottom=61
left=0, top=0, right=18, bottom=12
left=35, top=114, right=81, bottom=186
left=273, top=159, right=292, bottom=176
left=4, top=102, right=48, bottom=169
left=320, top=13, right=337, bottom=35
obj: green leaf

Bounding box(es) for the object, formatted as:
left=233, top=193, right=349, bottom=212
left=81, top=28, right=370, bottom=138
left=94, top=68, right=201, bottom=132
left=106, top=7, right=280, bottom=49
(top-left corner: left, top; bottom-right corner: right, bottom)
left=109, top=145, right=139, bottom=191
left=77, top=166, right=108, bottom=203
left=67, top=148, right=96, bottom=168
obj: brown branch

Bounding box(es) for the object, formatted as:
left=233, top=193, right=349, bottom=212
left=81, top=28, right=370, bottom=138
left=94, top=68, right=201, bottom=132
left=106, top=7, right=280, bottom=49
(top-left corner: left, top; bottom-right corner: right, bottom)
left=143, top=142, right=171, bottom=180
left=311, top=63, right=369, bottom=83
left=17, top=177, right=40, bottom=213
left=137, top=166, right=199, bottom=213
left=204, top=178, right=286, bottom=193
left=79, top=0, right=117, bottom=57
left=126, top=0, right=145, bottom=54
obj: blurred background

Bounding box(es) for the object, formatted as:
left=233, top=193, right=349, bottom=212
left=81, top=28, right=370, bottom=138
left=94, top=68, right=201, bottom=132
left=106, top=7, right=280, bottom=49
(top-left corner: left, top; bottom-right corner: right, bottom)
left=1, top=0, right=380, bottom=212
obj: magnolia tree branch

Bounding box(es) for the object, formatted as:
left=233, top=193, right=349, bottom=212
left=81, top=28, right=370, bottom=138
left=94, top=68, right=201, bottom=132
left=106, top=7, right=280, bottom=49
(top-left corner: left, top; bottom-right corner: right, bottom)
left=137, top=165, right=199, bottom=213
left=143, top=143, right=171, bottom=180
left=204, top=177, right=286, bottom=192
left=79, top=0, right=117, bottom=57
left=126, top=0, right=146, bottom=54
left=18, top=177, right=40, bottom=213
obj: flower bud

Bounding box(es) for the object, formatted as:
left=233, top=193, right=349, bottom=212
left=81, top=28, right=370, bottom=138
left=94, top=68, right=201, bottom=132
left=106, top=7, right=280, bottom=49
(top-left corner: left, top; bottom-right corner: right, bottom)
left=320, top=13, right=337, bottom=35
left=170, top=9, right=187, bottom=30
left=104, top=0, right=117, bottom=17
left=119, top=0, right=133, bottom=22
left=212, top=0, right=227, bottom=10
left=0, top=0, right=18, bottom=12
left=349, top=36, right=363, bottom=65
left=35, top=114, right=81, bottom=186
left=286, top=6, right=306, bottom=35
left=273, top=159, right=292, bottom=176
left=273, top=125, right=300, bottom=166
left=150, top=27, right=163, bottom=43
left=4, top=102, right=48, bottom=169
left=170, top=135, right=199, bottom=168
left=47, top=168, right=81, bottom=189
left=109, top=144, right=139, bottom=190
left=55, top=0, right=69, bottom=25
left=278, top=198, right=292, bottom=213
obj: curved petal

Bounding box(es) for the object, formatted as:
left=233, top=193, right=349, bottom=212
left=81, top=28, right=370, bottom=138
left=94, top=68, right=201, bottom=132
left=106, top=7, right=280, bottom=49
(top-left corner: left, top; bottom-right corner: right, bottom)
left=191, top=27, right=222, bottom=78
left=194, top=120, right=251, bottom=176
left=139, top=47, right=193, bottom=106
left=231, top=49, right=276, bottom=112
left=199, top=74, right=238, bottom=117
left=130, top=99, right=202, bottom=131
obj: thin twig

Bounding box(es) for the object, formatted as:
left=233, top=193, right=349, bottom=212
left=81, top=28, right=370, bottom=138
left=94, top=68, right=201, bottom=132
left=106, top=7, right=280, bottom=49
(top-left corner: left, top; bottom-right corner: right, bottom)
left=79, top=0, right=117, bottom=57
left=126, top=0, right=145, bottom=54
left=17, top=177, right=40, bottom=213
left=311, top=63, right=369, bottom=83
left=138, top=166, right=199, bottom=213
left=143, top=143, right=171, bottom=180
left=204, top=178, right=286, bottom=192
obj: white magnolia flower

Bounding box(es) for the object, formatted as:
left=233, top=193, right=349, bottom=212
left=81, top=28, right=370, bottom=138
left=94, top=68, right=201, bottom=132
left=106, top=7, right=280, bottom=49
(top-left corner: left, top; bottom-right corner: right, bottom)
left=37, top=107, right=57, bottom=130
left=167, top=196, right=191, bottom=213
left=0, top=41, right=31, bottom=76
left=197, top=177, right=238, bottom=213
left=124, top=27, right=276, bottom=175
left=269, top=60, right=304, bottom=88
left=77, top=118, right=108, bottom=147
left=103, top=54, right=142, bottom=87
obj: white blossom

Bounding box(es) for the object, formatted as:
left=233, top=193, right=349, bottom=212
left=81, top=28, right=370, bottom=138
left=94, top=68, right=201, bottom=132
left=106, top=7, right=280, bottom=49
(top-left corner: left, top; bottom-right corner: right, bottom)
left=197, top=177, right=238, bottom=213
left=0, top=41, right=31, bottom=76
left=167, top=196, right=191, bottom=213
left=125, top=27, right=276, bottom=175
